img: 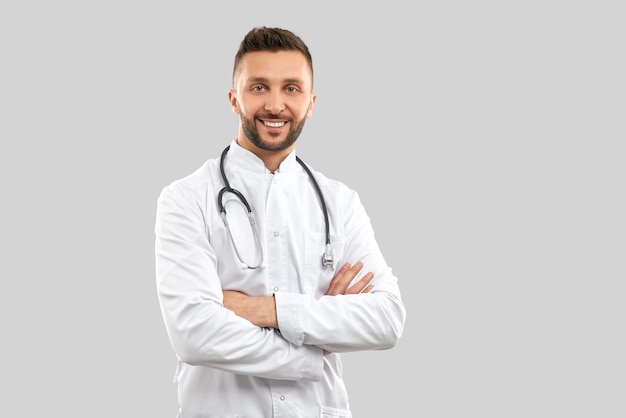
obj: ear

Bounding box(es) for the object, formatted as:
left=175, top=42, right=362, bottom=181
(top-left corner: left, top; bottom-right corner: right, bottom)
left=228, top=89, right=240, bottom=114
left=306, top=92, right=317, bottom=118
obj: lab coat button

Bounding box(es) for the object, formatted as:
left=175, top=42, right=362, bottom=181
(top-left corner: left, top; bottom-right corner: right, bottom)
left=273, top=287, right=279, bottom=292
left=273, top=231, right=279, bottom=237
left=280, top=395, right=285, bottom=401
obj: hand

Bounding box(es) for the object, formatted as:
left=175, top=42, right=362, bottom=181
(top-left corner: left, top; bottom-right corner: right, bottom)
left=325, top=261, right=374, bottom=296
left=322, top=262, right=374, bottom=356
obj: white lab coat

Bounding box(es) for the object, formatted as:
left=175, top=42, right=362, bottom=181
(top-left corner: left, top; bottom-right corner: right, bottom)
left=155, top=139, right=406, bottom=417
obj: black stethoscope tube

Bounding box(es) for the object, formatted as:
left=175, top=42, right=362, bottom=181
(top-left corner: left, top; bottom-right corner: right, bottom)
left=218, top=145, right=334, bottom=269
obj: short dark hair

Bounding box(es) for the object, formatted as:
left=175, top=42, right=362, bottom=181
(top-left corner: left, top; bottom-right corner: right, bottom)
left=232, top=26, right=313, bottom=87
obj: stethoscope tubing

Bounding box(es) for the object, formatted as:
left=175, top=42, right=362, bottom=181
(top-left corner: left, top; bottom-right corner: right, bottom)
left=217, top=145, right=333, bottom=269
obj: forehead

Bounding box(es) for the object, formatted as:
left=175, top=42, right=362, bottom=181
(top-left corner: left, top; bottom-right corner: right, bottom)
left=235, top=50, right=312, bottom=86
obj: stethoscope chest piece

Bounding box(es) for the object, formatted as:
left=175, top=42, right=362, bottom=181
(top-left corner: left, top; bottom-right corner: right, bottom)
left=322, top=243, right=334, bottom=268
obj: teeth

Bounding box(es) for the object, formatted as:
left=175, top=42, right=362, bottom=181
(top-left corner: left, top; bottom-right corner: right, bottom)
left=264, top=121, right=285, bottom=128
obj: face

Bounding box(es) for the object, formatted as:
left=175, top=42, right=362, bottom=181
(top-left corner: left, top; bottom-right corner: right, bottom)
left=229, top=50, right=316, bottom=154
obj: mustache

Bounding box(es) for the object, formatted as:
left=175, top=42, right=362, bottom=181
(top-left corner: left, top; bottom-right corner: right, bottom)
left=257, top=114, right=290, bottom=120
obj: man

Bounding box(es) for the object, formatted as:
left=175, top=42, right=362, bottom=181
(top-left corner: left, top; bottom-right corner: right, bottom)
left=155, top=26, right=406, bottom=417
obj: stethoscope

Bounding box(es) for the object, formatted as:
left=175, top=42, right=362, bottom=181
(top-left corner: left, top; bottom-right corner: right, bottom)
left=218, top=145, right=334, bottom=270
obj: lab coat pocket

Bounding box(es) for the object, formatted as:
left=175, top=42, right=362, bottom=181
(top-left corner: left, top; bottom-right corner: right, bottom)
left=303, top=233, right=344, bottom=298
left=320, top=405, right=352, bottom=418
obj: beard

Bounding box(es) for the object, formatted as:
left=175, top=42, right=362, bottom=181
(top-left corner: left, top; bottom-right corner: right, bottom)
left=240, top=112, right=307, bottom=152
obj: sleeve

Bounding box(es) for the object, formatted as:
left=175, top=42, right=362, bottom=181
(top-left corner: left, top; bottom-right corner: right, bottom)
left=155, top=183, right=324, bottom=381
left=274, top=189, right=406, bottom=353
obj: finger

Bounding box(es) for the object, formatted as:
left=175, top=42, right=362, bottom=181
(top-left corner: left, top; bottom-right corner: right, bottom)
left=325, top=262, right=351, bottom=296
left=332, top=262, right=364, bottom=295
left=345, top=271, right=374, bottom=294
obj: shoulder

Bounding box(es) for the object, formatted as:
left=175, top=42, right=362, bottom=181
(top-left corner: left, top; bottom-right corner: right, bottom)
left=158, top=158, right=220, bottom=205
left=302, top=164, right=364, bottom=209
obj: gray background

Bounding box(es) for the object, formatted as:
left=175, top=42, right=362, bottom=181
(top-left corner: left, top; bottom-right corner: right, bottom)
left=1, top=1, right=624, bottom=417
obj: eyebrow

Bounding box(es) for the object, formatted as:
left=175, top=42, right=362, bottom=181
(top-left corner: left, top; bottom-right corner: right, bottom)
left=247, top=77, right=305, bottom=84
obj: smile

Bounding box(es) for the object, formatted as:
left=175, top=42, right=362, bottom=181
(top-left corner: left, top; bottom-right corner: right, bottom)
left=263, top=120, right=286, bottom=128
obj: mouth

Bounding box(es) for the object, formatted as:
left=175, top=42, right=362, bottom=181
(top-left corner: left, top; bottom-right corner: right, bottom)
left=260, top=119, right=287, bottom=129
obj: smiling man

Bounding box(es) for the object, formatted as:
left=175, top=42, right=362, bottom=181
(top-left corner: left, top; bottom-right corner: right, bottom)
left=230, top=48, right=315, bottom=168
left=155, top=26, right=406, bottom=418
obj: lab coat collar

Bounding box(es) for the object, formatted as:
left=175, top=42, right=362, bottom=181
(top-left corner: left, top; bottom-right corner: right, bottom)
left=228, top=139, right=298, bottom=174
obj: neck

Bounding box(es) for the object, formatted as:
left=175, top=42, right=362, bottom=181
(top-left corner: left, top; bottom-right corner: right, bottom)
left=235, top=137, right=293, bottom=173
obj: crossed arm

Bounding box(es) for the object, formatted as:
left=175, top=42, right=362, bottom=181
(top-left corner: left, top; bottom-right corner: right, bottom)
left=222, top=261, right=374, bottom=329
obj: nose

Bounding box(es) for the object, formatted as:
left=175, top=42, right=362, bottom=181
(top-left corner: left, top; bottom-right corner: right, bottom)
left=264, top=91, right=285, bottom=115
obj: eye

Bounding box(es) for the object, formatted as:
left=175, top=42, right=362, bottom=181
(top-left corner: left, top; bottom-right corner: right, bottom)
left=285, top=86, right=299, bottom=93
left=252, top=85, right=266, bottom=92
